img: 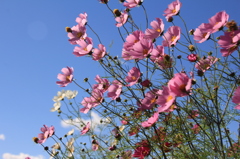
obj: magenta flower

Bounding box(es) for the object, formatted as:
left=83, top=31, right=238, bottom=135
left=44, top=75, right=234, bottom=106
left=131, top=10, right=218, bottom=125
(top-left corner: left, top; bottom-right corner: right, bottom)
left=115, top=11, right=128, bottom=27
left=141, top=112, right=159, bottom=128
left=140, top=79, right=151, bottom=87
left=81, top=122, right=90, bottom=135
left=232, top=86, right=240, bottom=110
left=76, top=12, right=88, bottom=26
left=92, top=44, right=106, bottom=61
left=133, top=140, right=151, bottom=159
left=145, top=18, right=164, bottom=39
left=208, top=11, right=229, bottom=33
left=67, top=24, right=87, bottom=45
left=37, top=125, right=55, bottom=144
left=123, top=0, right=142, bottom=8
left=73, top=37, right=93, bottom=57
left=168, top=72, right=192, bottom=97
left=195, top=56, right=218, bottom=72
left=162, top=26, right=181, bottom=47
left=125, top=67, right=141, bottom=86
left=193, top=23, right=213, bottom=43
left=187, top=54, right=198, bottom=62
left=151, top=46, right=173, bottom=69
left=56, top=67, right=74, bottom=87
left=163, top=0, right=182, bottom=19
left=138, top=89, right=160, bottom=110
left=107, top=80, right=123, bottom=100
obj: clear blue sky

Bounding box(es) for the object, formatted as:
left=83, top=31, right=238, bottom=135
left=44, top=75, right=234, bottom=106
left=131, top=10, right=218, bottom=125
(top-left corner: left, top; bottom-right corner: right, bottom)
left=0, top=0, right=239, bottom=158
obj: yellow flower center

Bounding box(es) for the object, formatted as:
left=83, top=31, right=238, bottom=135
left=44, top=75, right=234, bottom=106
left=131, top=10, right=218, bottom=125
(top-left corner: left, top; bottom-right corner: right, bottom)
left=143, top=49, right=148, bottom=55
left=171, top=36, right=176, bottom=42
left=172, top=9, right=177, bottom=13
left=156, top=29, right=161, bottom=33
left=77, top=32, right=83, bottom=38
left=66, top=75, right=71, bottom=81
left=167, top=95, right=173, bottom=102
left=179, top=84, right=186, bottom=92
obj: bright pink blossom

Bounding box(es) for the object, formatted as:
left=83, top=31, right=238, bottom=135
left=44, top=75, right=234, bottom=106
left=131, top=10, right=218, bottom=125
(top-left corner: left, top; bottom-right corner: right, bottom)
left=208, top=11, right=229, bottom=33
left=162, top=26, right=181, bottom=47
left=67, top=24, right=87, bottom=45
left=168, top=73, right=192, bottom=97
left=187, top=54, right=198, bottom=62
left=125, top=67, right=141, bottom=86
left=73, top=37, right=93, bottom=57
left=195, top=56, right=218, bottom=72
left=129, top=39, right=153, bottom=60
left=123, top=0, right=142, bottom=8
left=141, top=112, right=159, bottom=128
left=145, top=18, right=164, bottom=39
left=92, top=44, right=106, bottom=61
left=163, top=0, right=182, bottom=19
left=81, top=122, right=90, bottom=135
left=115, top=11, right=128, bottom=27
left=157, top=86, right=176, bottom=113
left=37, top=125, right=55, bottom=144
left=138, top=89, right=160, bottom=110
left=56, top=67, right=74, bottom=87
left=76, top=12, right=88, bottom=26
left=232, top=86, right=240, bottom=110
left=107, top=80, right=123, bottom=100
left=132, top=140, right=151, bottom=159
left=194, top=23, right=212, bottom=43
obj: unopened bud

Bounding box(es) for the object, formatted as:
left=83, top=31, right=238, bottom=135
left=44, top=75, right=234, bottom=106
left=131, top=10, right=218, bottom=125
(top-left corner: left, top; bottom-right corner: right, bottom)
left=65, top=27, right=72, bottom=33
left=113, top=9, right=121, bottom=17
left=189, top=29, right=194, bottom=35
left=44, top=146, right=49, bottom=151
left=188, top=45, right=195, bottom=52
left=84, top=78, right=88, bottom=82
left=32, top=137, right=39, bottom=144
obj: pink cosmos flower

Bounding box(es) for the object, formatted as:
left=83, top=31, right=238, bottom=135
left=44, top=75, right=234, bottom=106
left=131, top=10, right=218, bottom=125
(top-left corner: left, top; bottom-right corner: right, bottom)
left=37, top=125, right=55, bottom=144
left=192, top=124, right=200, bottom=134
left=76, top=13, right=87, bottom=26
left=187, top=54, right=198, bottom=62
left=138, top=89, right=160, bottom=110
left=81, top=122, right=90, bottom=135
left=141, top=112, right=159, bottom=128
left=162, top=26, right=181, bottom=47
left=145, top=18, right=164, bottom=39
left=163, top=0, right=182, bottom=19
left=132, top=140, right=151, bottom=159
left=125, top=67, right=141, bottom=86
left=232, top=86, right=240, bottom=110
left=92, top=139, right=99, bottom=151
left=73, top=37, right=93, bottom=57
left=92, top=44, right=106, bottom=61
left=93, top=75, right=110, bottom=93
left=123, top=0, right=142, bottom=8
left=107, top=80, right=123, bottom=100
left=115, top=11, right=128, bottom=27
left=156, top=86, right=176, bottom=113
left=140, top=79, right=151, bottom=87
left=193, top=23, right=213, bottom=43
left=128, top=126, right=140, bottom=136
left=168, top=73, right=192, bottom=97
left=208, top=11, right=229, bottom=33
left=121, top=120, right=128, bottom=125
left=68, top=24, right=87, bottom=45
left=195, top=56, right=218, bottom=72
left=129, top=39, right=153, bottom=60
left=56, top=67, right=74, bottom=87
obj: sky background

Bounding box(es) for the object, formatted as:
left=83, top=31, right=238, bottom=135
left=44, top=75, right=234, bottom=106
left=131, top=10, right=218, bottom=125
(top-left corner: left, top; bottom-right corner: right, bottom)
left=0, top=0, right=240, bottom=158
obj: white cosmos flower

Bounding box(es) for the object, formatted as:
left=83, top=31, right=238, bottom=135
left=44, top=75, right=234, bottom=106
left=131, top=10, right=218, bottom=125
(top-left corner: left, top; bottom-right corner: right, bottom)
left=50, top=102, right=61, bottom=112
left=66, top=129, right=74, bottom=136
left=52, top=90, right=66, bottom=102
left=65, top=90, right=78, bottom=100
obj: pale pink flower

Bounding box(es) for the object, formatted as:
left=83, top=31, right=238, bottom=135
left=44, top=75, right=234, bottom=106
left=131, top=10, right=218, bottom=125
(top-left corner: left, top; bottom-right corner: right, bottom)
left=194, top=23, right=212, bottom=43
left=123, top=0, right=142, bottom=8
left=130, top=39, right=153, bottom=60
left=92, top=44, right=106, bottom=61
left=93, top=75, right=110, bottom=93
left=141, top=112, right=159, bottom=128
left=115, top=11, right=128, bottom=27
left=145, top=18, right=164, bottom=39
left=76, top=12, right=88, bottom=26
left=37, top=125, right=55, bottom=144
left=56, top=67, right=74, bottom=87
left=162, top=26, right=181, bottom=47
left=168, top=73, right=192, bottom=97
left=81, top=122, right=90, bottom=135
left=208, top=11, right=229, bottom=33
left=107, top=80, right=123, bottom=100
left=73, top=37, right=93, bottom=57
left=92, top=139, right=99, bottom=151
left=68, top=24, right=87, bottom=45
left=195, top=56, right=218, bottom=72
left=157, top=86, right=176, bottom=112
left=163, top=0, right=182, bottom=19
left=187, top=54, right=198, bottom=62
left=232, top=86, right=240, bottom=110
left=138, top=89, right=159, bottom=110
left=125, top=67, right=141, bottom=86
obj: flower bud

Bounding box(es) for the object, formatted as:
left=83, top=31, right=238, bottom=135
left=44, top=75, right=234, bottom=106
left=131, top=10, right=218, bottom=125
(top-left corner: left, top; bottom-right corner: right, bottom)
left=84, top=78, right=88, bottom=82
left=113, top=9, right=121, bottom=17
left=32, top=137, right=39, bottom=144
left=99, top=0, right=109, bottom=4
left=65, top=27, right=72, bottom=33
left=166, top=16, right=173, bottom=22
left=187, top=54, right=198, bottom=62
left=189, top=29, right=194, bottom=35
left=226, top=20, right=238, bottom=31
left=188, top=45, right=195, bottom=52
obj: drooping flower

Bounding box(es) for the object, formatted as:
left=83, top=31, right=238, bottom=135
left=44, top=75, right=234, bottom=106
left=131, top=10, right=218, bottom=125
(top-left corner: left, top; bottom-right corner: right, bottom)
left=195, top=56, right=218, bottom=72
left=141, top=112, right=159, bottom=128
left=125, top=67, right=141, bottom=86
left=132, top=140, right=151, bottom=159
left=123, top=0, right=142, bottom=8
left=208, top=11, right=229, bottom=33
left=167, top=73, right=192, bottom=97
left=37, top=125, right=55, bottom=144
left=232, top=86, right=240, bottom=110
left=56, top=67, right=74, bottom=87
left=92, top=44, right=107, bottom=61
left=115, top=11, right=128, bottom=27
left=162, top=26, right=181, bottom=47
left=81, top=122, right=90, bottom=135
left=193, top=23, right=213, bottom=43
left=73, top=37, right=93, bottom=57
left=67, top=24, right=87, bottom=45
left=145, top=18, right=164, bottom=39
left=163, top=0, right=182, bottom=19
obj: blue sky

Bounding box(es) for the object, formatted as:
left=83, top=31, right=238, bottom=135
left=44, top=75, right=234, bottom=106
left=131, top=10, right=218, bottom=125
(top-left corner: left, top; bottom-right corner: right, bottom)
left=0, top=0, right=240, bottom=158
